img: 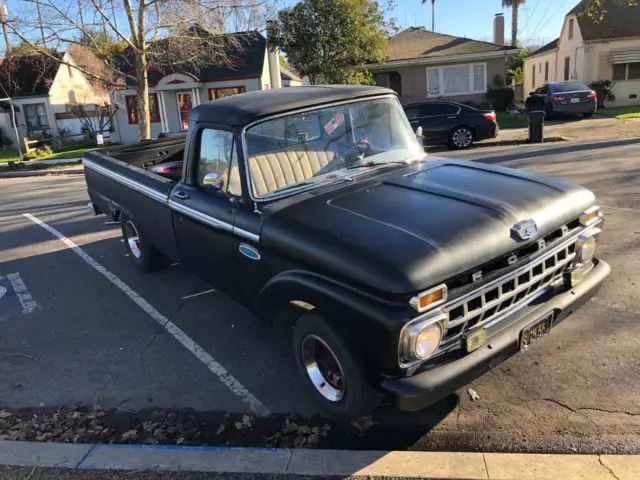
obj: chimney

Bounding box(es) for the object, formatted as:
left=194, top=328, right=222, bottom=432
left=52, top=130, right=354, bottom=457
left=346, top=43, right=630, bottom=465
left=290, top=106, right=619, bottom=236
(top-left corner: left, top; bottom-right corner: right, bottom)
left=266, top=20, right=282, bottom=89
left=493, top=13, right=505, bottom=46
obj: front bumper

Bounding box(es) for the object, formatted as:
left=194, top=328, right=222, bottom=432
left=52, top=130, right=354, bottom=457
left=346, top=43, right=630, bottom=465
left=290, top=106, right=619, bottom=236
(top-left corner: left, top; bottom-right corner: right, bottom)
left=379, top=258, right=610, bottom=411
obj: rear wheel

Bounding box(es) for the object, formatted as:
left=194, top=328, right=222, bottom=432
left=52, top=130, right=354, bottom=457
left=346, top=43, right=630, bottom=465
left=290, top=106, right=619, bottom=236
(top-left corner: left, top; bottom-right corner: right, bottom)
left=448, top=126, right=474, bottom=149
left=120, top=214, right=165, bottom=273
left=293, top=313, right=381, bottom=420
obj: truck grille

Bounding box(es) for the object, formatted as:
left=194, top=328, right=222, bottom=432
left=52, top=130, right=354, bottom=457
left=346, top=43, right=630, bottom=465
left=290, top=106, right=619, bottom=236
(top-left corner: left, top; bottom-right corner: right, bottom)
left=438, top=238, right=578, bottom=351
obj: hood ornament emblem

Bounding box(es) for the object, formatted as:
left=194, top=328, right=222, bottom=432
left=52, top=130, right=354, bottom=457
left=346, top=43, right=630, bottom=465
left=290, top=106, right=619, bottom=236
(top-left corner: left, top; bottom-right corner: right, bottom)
left=512, top=219, right=538, bottom=241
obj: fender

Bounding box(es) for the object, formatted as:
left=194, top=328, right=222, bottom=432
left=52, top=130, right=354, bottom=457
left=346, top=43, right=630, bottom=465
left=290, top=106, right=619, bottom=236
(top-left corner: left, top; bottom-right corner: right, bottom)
left=256, top=269, right=412, bottom=373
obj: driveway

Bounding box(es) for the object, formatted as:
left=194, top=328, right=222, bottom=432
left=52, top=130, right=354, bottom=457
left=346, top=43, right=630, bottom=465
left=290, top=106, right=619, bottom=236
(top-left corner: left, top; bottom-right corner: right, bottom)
left=0, top=139, right=639, bottom=453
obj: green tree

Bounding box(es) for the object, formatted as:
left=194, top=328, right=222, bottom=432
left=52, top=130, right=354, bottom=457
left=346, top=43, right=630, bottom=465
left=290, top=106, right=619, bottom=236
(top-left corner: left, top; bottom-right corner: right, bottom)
left=420, top=0, right=436, bottom=31
left=582, top=0, right=638, bottom=21
left=502, top=0, right=525, bottom=47
left=268, top=0, right=393, bottom=85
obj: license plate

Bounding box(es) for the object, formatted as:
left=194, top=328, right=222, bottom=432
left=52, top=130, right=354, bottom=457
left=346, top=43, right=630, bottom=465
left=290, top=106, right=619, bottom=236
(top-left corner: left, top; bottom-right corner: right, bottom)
left=520, top=313, right=554, bottom=351
left=571, top=98, right=580, bottom=103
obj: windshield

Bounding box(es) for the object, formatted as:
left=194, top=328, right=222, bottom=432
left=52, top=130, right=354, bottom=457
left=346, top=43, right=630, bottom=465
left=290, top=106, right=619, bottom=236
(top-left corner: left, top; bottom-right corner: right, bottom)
left=244, top=96, right=424, bottom=198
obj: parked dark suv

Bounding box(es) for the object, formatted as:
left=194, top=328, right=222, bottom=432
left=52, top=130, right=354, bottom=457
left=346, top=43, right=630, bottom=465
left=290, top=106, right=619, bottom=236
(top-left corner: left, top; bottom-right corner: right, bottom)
left=404, top=101, right=498, bottom=149
left=528, top=81, right=597, bottom=118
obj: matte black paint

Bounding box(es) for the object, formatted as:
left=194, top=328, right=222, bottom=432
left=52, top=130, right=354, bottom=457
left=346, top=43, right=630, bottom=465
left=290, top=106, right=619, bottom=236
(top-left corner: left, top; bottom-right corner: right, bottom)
left=83, top=88, right=608, bottom=408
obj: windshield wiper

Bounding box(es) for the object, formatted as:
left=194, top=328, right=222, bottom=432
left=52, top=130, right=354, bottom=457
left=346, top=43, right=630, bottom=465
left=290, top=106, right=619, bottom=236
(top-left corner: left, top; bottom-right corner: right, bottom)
left=346, top=160, right=410, bottom=170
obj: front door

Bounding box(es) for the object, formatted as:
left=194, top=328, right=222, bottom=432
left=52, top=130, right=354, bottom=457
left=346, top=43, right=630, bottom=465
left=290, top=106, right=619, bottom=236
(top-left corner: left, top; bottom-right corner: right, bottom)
left=176, top=91, right=193, bottom=131
left=171, top=125, right=242, bottom=293
left=407, top=102, right=460, bottom=146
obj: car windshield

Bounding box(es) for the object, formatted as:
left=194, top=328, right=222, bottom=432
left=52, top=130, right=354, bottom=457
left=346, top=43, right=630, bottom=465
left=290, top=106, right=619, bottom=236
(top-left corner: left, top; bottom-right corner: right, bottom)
left=244, top=96, right=424, bottom=198
left=551, top=82, right=588, bottom=92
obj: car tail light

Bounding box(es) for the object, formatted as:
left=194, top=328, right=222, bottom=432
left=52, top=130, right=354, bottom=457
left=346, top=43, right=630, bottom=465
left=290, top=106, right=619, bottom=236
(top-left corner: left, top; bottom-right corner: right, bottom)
left=552, top=96, right=565, bottom=103
left=587, top=90, right=597, bottom=100
left=482, top=111, right=496, bottom=122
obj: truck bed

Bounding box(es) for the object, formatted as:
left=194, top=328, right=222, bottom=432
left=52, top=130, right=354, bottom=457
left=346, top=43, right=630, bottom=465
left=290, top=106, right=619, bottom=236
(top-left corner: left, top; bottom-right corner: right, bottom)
left=83, top=136, right=186, bottom=262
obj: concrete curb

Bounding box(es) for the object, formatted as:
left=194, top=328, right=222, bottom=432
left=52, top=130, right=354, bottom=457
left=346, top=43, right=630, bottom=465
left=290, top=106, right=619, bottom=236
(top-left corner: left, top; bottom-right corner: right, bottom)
left=0, top=440, right=637, bottom=479
left=0, top=168, right=84, bottom=178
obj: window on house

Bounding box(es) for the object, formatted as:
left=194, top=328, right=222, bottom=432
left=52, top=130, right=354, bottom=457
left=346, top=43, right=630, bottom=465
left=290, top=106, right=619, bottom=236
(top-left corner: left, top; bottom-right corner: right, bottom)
left=24, top=103, right=49, bottom=129
left=532, top=65, right=536, bottom=89
left=426, top=63, right=486, bottom=96
left=544, top=62, right=549, bottom=81
left=629, top=63, right=640, bottom=79
left=564, top=57, right=571, bottom=81
left=539, top=63, right=542, bottom=73
left=208, top=86, right=246, bottom=100
left=568, top=19, right=574, bottom=40
left=125, top=94, right=161, bottom=124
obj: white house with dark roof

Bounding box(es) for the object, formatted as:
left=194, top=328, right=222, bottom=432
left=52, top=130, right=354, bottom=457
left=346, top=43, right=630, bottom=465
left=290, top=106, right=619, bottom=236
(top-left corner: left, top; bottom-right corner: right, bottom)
left=112, top=31, right=291, bottom=145
left=524, top=0, right=640, bottom=106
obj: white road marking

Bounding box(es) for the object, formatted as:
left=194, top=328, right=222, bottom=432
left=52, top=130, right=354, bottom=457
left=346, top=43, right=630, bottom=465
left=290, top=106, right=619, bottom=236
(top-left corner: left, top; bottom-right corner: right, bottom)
left=0, top=286, right=6, bottom=300
left=23, top=212, right=271, bottom=417
left=6, top=272, right=39, bottom=314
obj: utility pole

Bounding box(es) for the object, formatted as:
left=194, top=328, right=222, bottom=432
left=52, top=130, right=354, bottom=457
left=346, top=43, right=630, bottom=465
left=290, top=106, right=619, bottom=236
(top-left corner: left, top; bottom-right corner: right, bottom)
left=0, top=4, right=12, bottom=54
left=431, top=0, right=435, bottom=31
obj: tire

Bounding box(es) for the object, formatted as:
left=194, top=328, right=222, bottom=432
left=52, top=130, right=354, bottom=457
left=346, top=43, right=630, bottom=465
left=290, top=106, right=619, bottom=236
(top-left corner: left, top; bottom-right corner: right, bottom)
left=293, top=313, right=381, bottom=420
left=120, top=214, right=165, bottom=273
left=583, top=111, right=595, bottom=118
left=448, top=126, right=474, bottom=149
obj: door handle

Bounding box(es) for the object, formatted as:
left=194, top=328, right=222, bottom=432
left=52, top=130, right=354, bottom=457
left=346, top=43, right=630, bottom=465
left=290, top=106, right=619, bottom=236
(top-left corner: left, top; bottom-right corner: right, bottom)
left=173, top=190, right=189, bottom=200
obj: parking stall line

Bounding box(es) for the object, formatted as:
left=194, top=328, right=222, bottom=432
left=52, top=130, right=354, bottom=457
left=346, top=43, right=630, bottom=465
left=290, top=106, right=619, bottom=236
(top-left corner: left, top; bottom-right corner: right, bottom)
left=22, top=212, right=271, bottom=417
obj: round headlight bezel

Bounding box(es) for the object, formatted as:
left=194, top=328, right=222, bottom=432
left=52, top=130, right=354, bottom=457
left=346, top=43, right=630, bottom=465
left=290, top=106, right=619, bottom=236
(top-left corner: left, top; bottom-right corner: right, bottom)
left=575, top=228, right=600, bottom=265
left=399, top=311, right=446, bottom=367
left=414, top=324, right=443, bottom=360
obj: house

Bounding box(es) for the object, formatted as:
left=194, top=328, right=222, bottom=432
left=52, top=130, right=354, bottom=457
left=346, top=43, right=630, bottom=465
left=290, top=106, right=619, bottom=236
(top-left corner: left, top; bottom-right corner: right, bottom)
left=112, top=31, right=289, bottom=144
left=366, top=15, right=518, bottom=105
left=523, top=0, right=640, bottom=106
left=0, top=47, right=109, bottom=148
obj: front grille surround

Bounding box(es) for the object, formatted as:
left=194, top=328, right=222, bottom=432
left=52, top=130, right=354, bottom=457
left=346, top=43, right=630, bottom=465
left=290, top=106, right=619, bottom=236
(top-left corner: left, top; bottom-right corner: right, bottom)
left=435, top=232, right=583, bottom=354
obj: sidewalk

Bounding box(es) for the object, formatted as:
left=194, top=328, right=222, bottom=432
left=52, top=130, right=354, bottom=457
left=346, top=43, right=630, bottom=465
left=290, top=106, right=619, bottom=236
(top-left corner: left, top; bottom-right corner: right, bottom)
left=496, top=116, right=640, bottom=144
left=0, top=440, right=637, bottom=479
left=0, top=158, right=84, bottom=178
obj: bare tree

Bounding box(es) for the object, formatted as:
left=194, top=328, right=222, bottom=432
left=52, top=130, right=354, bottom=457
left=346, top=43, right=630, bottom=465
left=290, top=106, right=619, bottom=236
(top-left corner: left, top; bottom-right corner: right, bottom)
left=3, top=0, right=272, bottom=140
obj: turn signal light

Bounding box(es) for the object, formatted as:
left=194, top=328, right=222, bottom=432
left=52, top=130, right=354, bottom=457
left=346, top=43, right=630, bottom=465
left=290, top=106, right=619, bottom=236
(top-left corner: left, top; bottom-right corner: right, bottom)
left=410, top=284, right=448, bottom=312
left=579, top=206, right=602, bottom=226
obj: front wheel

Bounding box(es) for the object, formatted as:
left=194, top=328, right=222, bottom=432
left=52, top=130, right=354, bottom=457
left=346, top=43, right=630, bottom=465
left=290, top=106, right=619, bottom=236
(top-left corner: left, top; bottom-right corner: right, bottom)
left=120, top=214, right=165, bottom=273
left=293, top=314, right=381, bottom=420
left=448, top=127, right=474, bottom=149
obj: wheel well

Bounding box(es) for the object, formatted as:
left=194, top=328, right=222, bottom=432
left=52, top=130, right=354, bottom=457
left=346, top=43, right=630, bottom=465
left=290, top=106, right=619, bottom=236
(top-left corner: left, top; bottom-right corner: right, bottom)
left=271, top=300, right=316, bottom=331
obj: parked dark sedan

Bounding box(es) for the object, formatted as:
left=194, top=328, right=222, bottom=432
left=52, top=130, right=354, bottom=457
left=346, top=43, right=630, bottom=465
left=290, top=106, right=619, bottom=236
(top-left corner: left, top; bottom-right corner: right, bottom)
left=528, top=81, right=597, bottom=118
left=404, top=101, right=498, bottom=149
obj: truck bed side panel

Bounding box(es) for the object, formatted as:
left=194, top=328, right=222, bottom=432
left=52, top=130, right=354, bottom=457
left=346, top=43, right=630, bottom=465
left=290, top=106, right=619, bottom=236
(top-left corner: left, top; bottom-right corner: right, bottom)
left=83, top=151, right=180, bottom=262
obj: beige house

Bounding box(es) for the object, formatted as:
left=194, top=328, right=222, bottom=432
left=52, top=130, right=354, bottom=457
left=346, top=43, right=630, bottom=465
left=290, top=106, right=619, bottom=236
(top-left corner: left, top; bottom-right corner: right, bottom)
left=524, top=0, right=640, bottom=106
left=0, top=47, right=109, bottom=148
left=367, top=15, right=518, bottom=105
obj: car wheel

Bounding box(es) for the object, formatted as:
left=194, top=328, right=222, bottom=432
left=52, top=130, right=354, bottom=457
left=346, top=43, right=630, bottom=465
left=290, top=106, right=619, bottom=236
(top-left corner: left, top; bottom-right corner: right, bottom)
left=120, top=214, right=165, bottom=273
left=583, top=111, right=595, bottom=118
left=449, top=127, right=474, bottom=149
left=293, top=313, right=381, bottom=420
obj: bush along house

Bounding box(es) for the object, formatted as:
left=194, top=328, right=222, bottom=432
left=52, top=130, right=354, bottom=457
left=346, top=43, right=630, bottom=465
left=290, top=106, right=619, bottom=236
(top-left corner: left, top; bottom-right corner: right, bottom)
left=366, top=15, right=518, bottom=106
left=112, top=30, right=302, bottom=145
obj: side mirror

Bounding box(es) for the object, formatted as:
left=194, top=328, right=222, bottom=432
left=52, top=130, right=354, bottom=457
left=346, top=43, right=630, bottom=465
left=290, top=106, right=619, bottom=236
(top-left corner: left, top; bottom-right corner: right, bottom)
left=529, top=91, right=534, bottom=96
left=202, top=172, right=224, bottom=189
left=415, top=126, right=423, bottom=145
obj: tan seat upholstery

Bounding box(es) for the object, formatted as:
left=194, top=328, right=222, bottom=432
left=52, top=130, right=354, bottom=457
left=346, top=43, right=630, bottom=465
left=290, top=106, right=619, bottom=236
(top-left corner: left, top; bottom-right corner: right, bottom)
left=248, top=148, right=335, bottom=197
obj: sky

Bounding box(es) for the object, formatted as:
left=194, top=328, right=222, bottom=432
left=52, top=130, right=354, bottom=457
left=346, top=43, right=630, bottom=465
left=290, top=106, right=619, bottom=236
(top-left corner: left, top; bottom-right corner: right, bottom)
left=2, top=0, right=581, bottom=52
left=385, top=0, right=578, bottom=48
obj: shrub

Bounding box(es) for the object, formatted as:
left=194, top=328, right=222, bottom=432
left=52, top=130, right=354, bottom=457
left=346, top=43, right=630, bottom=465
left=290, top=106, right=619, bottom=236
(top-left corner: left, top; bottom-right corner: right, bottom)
left=24, top=145, right=53, bottom=161
left=486, top=86, right=515, bottom=112
left=588, top=80, right=615, bottom=108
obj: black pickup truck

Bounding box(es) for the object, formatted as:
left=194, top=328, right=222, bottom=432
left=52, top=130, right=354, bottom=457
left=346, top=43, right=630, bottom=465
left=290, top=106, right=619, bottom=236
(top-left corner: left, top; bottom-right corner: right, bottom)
left=84, top=85, right=610, bottom=419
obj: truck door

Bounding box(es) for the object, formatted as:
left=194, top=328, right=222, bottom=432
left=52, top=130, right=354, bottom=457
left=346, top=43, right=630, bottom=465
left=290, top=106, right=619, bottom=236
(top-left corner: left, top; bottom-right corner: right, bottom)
left=170, top=126, right=241, bottom=291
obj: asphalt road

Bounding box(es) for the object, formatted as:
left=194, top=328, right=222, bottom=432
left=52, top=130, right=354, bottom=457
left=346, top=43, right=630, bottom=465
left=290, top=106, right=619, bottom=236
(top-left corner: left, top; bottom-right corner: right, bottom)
left=0, top=138, right=639, bottom=454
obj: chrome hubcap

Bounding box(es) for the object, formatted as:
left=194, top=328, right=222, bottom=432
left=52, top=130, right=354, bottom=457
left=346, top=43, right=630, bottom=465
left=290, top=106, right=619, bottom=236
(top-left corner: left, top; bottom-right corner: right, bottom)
left=453, top=128, right=473, bottom=147
left=124, top=221, right=141, bottom=259
left=301, top=334, right=345, bottom=402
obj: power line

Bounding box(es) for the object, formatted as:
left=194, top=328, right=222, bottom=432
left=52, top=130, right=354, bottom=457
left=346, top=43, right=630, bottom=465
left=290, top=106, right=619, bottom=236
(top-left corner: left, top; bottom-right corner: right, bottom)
left=525, top=0, right=570, bottom=46
left=520, top=0, right=541, bottom=40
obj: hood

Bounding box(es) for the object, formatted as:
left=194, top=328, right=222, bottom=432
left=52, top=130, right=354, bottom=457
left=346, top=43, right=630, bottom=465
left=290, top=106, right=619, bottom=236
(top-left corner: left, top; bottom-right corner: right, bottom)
left=260, top=159, right=596, bottom=296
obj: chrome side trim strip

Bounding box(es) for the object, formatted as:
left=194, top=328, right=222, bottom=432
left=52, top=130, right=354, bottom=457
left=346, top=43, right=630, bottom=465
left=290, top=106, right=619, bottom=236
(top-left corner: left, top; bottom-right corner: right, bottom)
left=168, top=200, right=260, bottom=243
left=83, top=159, right=168, bottom=203
left=85, top=158, right=261, bottom=243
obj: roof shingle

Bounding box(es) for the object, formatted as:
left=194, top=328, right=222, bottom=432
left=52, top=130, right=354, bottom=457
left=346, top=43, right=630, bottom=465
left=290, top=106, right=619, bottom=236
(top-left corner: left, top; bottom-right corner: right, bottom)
left=385, top=28, right=513, bottom=62
left=569, top=0, right=640, bottom=41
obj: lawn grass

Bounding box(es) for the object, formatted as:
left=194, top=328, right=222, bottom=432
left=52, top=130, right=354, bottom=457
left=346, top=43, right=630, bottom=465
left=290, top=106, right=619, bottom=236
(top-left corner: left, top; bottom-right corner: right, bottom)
left=0, top=147, right=97, bottom=163
left=496, top=112, right=529, bottom=129
left=596, top=105, right=640, bottom=120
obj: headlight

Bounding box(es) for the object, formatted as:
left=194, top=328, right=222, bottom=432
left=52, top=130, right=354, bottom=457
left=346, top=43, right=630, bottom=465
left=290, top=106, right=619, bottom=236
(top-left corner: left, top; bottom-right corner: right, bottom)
left=399, top=311, right=446, bottom=366
left=576, top=233, right=597, bottom=263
